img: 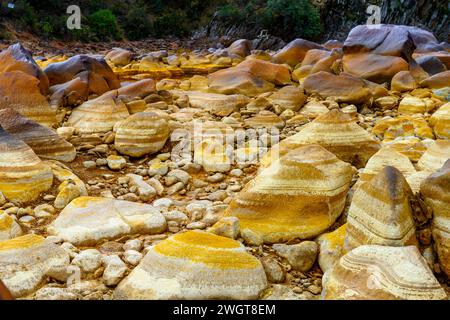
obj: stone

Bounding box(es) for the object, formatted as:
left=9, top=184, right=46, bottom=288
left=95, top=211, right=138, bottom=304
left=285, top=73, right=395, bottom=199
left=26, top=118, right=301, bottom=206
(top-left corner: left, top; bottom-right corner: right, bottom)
left=171, top=90, right=249, bottom=117
left=417, top=140, right=450, bottom=172
left=429, top=102, right=450, bottom=139
left=264, top=109, right=381, bottom=168
left=0, top=126, right=53, bottom=203
left=316, top=224, right=347, bottom=273
left=345, top=167, right=418, bottom=252
left=267, top=85, right=306, bottom=111
left=54, top=182, right=82, bottom=209
left=322, top=245, right=447, bottom=300
left=303, top=72, right=372, bottom=104
left=0, top=234, right=70, bottom=297
left=358, top=147, right=417, bottom=184
left=372, top=115, right=434, bottom=141
left=105, top=48, right=134, bottom=67
left=391, top=71, right=417, bottom=92
left=299, top=100, right=329, bottom=119
left=123, top=250, right=143, bottom=266
left=167, top=169, right=191, bottom=185
left=68, top=92, right=129, bottom=134
left=107, top=155, right=127, bottom=170
left=420, top=160, right=450, bottom=277
left=72, top=249, right=103, bottom=273
left=244, top=111, right=285, bottom=129
left=273, top=242, right=318, bottom=272
left=48, top=197, right=167, bottom=246
left=420, top=70, right=450, bottom=89
left=114, top=231, right=267, bottom=299
left=34, top=287, right=79, bottom=300
left=0, top=108, right=76, bottom=162
left=126, top=174, right=156, bottom=202
left=103, top=255, right=128, bottom=286
left=0, top=212, right=22, bottom=241
left=45, top=160, right=88, bottom=196
left=272, top=38, right=325, bottom=67
left=398, top=96, right=428, bottom=114
left=227, top=39, right=252, bottom=58
left=114, top=111, right=170, bottom=157
left=235, top=59, right=292, bottom=86
left=194, top=139, right=231, bottom=173
left=207, top=217, right=240, bottom=239
left=44, top=54, right=120, bottom=95
left=0, top=71, right=56, bottom=127
left=226, top=145, right=354, bottom=243
left=261, top=257, right=285, bottom=283
left=383, top=137, right=427, bottom=162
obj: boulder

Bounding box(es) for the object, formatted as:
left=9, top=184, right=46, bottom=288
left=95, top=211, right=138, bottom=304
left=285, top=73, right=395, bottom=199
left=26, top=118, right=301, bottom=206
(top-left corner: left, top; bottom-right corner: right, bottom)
left=391, top=71, right=417, bottom=92
left=316, top=224, right=347, bottom=273
left=226, top=145, right=354, bottom=243
left=429, top=102, right=450, bottom=139
left=0, top=212, right=22, bottom=241
left=272, top=39, right=325, bottom=67
left=267, top=85, right=306, bottom=111
left=372, top=115, right=434, bottom=141
left=0, top=108, right=76, bottom=162
left=105, top=48, right=134, bottom=67
left=0, top=126, right=53, bottom=203
left=322, top=245, right=447, bottom=300
left=420, top=70, right=450, bottom=89
left=114, top=111, right=170, bottom=157
left=417, top=140, right=450, bottom=172
left=48, top=197, right=167, bottom=246
left=114, top=231, right=267, bottom=299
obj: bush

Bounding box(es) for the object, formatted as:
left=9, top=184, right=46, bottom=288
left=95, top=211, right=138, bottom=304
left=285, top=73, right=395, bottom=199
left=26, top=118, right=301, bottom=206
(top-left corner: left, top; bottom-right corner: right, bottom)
left=152, top=9, right=190, bottom=37
left=89, top=9, right=123, bottom=41
left=122, top=7, right=152, bottom=40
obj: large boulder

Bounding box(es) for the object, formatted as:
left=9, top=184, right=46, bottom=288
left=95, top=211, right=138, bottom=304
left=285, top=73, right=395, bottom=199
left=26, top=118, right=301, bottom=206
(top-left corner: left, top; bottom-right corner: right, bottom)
left=105, top=48, right=135, bottom=67
left=420, top=160, right=450, bottom=278
left=322, top=245, right=447, bottom=300
left=48, top=197, right=167, bottom=246
left=0, top=108, right=76, bottom=162
left=0, top=71, right=56, bottom=127
left=429, top=102, right=450, bottom=139
left=44, top=55, right=120, bottom=95
left=114, top=231, right=267, bottom=299
left=303, top=72, right=372, bottom=104
left=0, top=126, right=53, bottom=204
left=225, top=145, right=354, bottom=243
left=272, top=38, right=325, bottom=67
left=0, top=43, right=49, bottom=94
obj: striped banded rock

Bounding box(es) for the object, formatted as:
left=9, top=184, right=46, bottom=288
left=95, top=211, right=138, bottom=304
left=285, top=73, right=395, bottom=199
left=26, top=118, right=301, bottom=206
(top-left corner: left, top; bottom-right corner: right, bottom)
left=0, top=71, right=56, bottom=127
left=322, top=245, right=447, bottom=300
left=358, top=147, right=417, bottom=184
left=0, top=126, right=53, bottom=203
left=263, top=109, right=381, bottom=168
left=383, top=137, right=427, bottom=162
left=0, top=108, right=76, bottom=162
left=244, top=111, right=285, bottom=129
left=372, top=115, right=434, bottom=141
left=417, top=140, right=450, bottom=172
left=44, top=160, right=87, bottom=196
left=0, top=212, right=22, bottom=241
left=299, top=100, right=329, bottom=119
left=0, top=234, right=70, bottom=298
left=267, top=85, right=306, bottom=112
left=114, top=231, right=267, bottom=300
left=170, top=90, right=249, bottom=117
left=398, top=96, right=434, bottom=115
left=114, top=111, right=170, bottom=157
left=316, top=224, right=347, bottom=273
left=430, top=102, right=450, bottom=139
left=67, top=92, right=129, bottom=134
left=48, top=197, right=166, bottom=246
left=345, top=166, right=418, bottom=252
left=225, top=145, right=355, bottom=243
left=420, top=160, right=450, bottom=277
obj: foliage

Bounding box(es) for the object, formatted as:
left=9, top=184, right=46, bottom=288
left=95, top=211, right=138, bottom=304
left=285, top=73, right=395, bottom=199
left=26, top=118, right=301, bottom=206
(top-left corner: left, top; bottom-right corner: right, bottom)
left=89, top=9, right=123, bottom=41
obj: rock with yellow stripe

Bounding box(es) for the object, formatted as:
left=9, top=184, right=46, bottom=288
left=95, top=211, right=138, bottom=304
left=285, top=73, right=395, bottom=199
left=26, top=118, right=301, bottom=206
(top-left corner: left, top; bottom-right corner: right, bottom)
left=48, top=197, right=166, bottom=246
left=114, top=111, right=170, bottom=157
left=420, top=160, right=450, bottom=278
left=225, top=145, right=355, bottom=244
left=0, top=234, right=70, bottom=298
left=417, top=139, right=450, bottom=172
left=322, top=245, right=447, bottom=300
left=429, top=102, right=450, bottom=139
left=0, top=108, right=76, bottom=162
left=262, top=109, right=380, bottom=168
left=0, top=212, right=22, bottom=241
left=114, top=231, right=267, bottom=300
left=345, top=166, right=418, bottom=252
left=0, top=126, right=53, bottom=203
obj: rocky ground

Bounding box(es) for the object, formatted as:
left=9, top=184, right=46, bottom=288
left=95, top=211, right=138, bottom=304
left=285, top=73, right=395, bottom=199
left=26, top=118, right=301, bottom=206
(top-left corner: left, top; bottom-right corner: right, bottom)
left=0, top=24, right=449, bottom=300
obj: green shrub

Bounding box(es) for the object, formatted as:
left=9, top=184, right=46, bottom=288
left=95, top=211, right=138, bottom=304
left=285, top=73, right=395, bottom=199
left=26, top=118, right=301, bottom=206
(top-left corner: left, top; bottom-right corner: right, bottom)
left=122, top=7, right=152, bottom=40
left=152, top=9, right=189, bottom=37
left=89, top=9, right=123, bottom=41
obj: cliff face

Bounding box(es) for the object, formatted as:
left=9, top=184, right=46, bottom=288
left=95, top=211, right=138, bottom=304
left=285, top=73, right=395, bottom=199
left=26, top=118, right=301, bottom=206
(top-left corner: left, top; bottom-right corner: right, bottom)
left=319, top=0, right=449, bottom=42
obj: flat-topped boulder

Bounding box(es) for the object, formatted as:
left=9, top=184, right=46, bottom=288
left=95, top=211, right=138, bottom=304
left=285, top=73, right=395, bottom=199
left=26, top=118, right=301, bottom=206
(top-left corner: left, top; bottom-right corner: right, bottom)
left=114, top=231, right=267, bottom=300
left=48, top=197, right=167, bottom=246
left=0, top=108, right=76, bottom=162
left=322, top=245, right=447, bottom=300
left=226, top=145, right=354, bottom=243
